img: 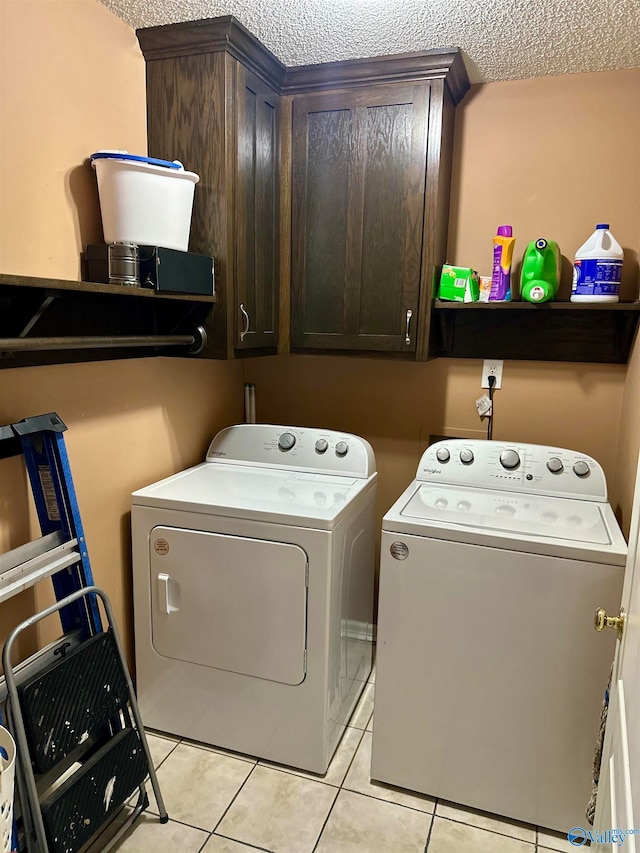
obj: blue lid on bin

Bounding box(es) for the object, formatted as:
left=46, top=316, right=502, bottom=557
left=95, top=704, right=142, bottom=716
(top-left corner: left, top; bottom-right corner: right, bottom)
left=90, top=150, right=184, bottom=170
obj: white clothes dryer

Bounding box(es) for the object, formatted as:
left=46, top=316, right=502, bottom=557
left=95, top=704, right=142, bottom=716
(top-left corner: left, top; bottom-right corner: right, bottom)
left=131, top=424, right=376, bottom=773
left=371, top=439, right=627, bottom=833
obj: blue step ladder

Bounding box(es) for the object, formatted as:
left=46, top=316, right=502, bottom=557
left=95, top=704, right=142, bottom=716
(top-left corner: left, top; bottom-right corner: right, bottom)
left=0, top=413, right=168, bottom=852
left=0, top=412, right=100, bottom=635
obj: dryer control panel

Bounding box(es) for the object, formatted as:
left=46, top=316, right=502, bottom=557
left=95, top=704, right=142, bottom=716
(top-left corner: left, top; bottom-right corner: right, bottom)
left=206, top=424, right=376, bottom=479
left=417, top=440, right=608, bottom=501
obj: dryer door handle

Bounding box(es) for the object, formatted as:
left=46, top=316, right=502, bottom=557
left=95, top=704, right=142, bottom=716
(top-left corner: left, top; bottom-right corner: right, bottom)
left=158, top=572, right=181, bottom=614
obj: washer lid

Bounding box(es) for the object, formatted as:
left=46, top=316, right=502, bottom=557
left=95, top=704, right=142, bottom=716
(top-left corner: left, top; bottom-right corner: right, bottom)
left=400, top=484, right=611, bottom=544
left=132, top=462, right=375, bottom=530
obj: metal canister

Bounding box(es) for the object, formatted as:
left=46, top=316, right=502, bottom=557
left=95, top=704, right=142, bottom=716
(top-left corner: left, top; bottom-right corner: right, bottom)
left=107, top=242, right=140, bottom=287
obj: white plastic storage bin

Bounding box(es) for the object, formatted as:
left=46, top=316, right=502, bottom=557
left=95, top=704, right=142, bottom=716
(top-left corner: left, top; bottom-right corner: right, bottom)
left=91, top=151, right=200, bottom=252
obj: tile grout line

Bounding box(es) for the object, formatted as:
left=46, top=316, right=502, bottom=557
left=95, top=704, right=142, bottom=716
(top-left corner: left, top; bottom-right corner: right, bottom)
left=434, top=813, right=537, bottom=845
left=309, top=785, right=341, bottom=853
left=253, top=721, right=368, bottom=788
left=200, top=829, right=275, bottom=853
left=209, top=758, right=264, bottom=840
left=309, top=723, right=367, bottom=853
left=196, top=830, right=213, bottom=853
left=423, top=804, right=438, bottom=852
left=147, top=733, right=182, bottom=772
left=177, top=738, right=260, bottom=764
left=340, top=783, right=437, bottom=816
left=339, top=724, right=367, bottom=788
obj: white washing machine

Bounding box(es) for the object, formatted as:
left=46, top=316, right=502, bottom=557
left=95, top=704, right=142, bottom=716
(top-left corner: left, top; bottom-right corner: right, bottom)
left=131, top=423, right=376, bottom=774
left=371, top=439, right=627, bottom=833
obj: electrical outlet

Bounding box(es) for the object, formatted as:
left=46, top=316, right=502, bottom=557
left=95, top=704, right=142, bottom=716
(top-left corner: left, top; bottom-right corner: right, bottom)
left=481, top=359, right=503, bottom=389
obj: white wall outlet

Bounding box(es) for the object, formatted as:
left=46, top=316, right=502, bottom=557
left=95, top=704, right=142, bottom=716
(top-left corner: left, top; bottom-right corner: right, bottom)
left=481, top=359, right=503, bottom=389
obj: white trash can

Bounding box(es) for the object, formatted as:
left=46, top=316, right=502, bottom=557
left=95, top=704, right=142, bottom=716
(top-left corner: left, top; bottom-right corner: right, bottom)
left=90, top=151, right=200, bottom=252
left=0, top=726, right=15, bottom=853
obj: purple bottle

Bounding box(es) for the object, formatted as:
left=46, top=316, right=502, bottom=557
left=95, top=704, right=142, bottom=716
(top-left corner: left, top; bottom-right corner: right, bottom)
left=490, top=225, right=515, bottom=301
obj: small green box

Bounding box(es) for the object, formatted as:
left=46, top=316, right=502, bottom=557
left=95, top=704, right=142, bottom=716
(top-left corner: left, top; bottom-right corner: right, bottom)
left=437, top=265, right=480, bottom=302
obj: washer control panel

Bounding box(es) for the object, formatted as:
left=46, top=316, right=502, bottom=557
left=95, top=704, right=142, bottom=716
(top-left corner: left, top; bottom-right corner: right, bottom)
left=416, top=439, right=607, bottom=500
left=206, top=424, right=376, bottom=478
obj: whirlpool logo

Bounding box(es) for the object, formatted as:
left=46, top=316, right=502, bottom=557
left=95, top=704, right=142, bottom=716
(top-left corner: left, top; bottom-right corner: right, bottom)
left=568, top=826, right=640, bottom=846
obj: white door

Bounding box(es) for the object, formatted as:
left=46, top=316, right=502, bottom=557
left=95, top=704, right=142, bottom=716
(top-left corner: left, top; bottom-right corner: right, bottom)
left=593, top=458, right=640, bottom=850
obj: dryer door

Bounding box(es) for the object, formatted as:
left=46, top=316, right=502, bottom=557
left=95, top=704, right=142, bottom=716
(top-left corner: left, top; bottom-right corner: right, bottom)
left=149, top=526, right=308, bottom=685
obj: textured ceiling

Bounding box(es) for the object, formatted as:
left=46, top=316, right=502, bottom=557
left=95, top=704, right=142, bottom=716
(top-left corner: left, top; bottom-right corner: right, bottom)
left=100, top=0, right=640, bottom=84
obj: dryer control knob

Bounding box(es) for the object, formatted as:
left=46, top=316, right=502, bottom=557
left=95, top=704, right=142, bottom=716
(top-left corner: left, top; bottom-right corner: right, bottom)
left=500, top=449, right=520, bottom=470
left=278, top=432, right=296, bottom=451
left=315, top=439, right=329, bottom=454
left=335, top=441, right=349, bottom=457
left=459, top=449, right=474, bottom=464
left=436, top=447, right=450, bottom=463
left=547, top=457, right=564, bottom=474
left=573, top=460, right=590, bottom=478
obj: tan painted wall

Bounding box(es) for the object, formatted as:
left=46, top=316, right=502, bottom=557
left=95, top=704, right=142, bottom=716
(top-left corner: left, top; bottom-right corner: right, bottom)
left=0, top=0, right=242, bottom=665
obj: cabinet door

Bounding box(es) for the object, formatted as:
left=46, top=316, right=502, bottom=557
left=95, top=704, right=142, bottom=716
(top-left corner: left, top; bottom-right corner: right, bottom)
left=291, top=84, right=430, bottom=353
left=235, top=66, right=280, bottom=350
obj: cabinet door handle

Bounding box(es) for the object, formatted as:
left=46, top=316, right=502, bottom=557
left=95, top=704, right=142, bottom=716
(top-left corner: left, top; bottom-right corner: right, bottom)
left=405, top=309, right=413, bottom=345
left=240, top=303, right=250, bottom=342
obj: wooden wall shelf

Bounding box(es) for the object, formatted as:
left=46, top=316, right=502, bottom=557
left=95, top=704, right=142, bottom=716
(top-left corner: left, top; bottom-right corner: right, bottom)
left=432, top=300, right=640, bottom=363
left=0, top=274, right=215, bottom=369
left=0, top=274, right=215, bottom=303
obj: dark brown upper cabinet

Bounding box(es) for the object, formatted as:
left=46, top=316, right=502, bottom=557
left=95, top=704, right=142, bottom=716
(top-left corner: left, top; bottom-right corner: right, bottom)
left=137, top=18, right=469, bottom=360
left=137, top=18, right=284, bottom=358
left=235, top=67, right=280, bottom=351
left=291, top=84, right=430, bottom=354
left=285, top=52, right=468, bottom=360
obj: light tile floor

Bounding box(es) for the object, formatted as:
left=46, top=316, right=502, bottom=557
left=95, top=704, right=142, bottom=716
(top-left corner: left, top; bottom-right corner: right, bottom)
left=87, top=666, right=578, bottom=853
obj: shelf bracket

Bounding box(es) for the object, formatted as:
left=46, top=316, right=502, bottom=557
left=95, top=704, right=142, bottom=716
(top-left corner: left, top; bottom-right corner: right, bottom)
left=437, top=308, right=455, bottom=355
left=18, top=292, right=59, bottom=338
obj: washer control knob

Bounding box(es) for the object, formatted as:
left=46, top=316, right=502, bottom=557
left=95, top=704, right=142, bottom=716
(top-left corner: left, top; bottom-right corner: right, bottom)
left=573, top=460, right=590, bottom=478
left=500, top=449, right=520, bottom=470
left=335, top=441, right=349, bottom=457
left=436, top=447, right=450, bottom=463
left=315, top=439, right=329, bottom=454
left=547, top=457, right=564, bottom=474
left=459, top=449, right=474, bottom=465
left=278, top=432, right=296, bottom=452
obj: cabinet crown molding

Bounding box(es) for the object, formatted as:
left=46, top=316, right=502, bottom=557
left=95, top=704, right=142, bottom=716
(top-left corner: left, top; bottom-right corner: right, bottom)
left=137, top=15, right=287, bottom=91
left=136, top=16, right=470, bottom=105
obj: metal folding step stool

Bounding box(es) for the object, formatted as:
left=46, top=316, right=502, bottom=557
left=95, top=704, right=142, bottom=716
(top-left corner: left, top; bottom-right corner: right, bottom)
left=0, top=413, right=167, bottom=852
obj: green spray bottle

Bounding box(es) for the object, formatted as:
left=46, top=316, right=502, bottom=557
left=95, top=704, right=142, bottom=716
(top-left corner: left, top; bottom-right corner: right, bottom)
left=520, top=238, right=562, bottom=303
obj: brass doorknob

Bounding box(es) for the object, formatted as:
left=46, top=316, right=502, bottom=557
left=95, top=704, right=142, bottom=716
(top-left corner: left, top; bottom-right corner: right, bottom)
left=594, top=606, right=625, bottom=640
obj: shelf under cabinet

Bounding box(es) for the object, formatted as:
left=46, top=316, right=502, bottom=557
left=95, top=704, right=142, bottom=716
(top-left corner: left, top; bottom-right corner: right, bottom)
left=432, top=300, right=640, bottom=364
